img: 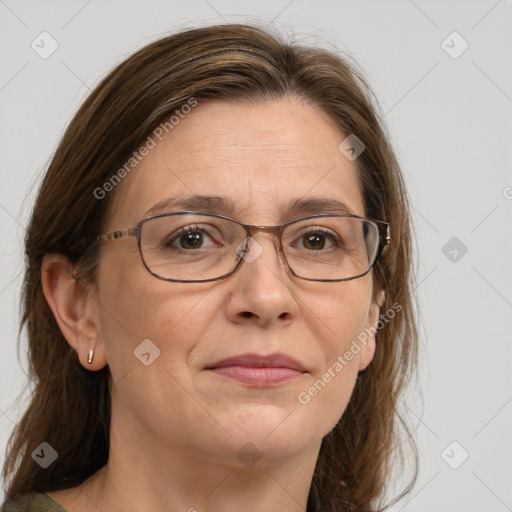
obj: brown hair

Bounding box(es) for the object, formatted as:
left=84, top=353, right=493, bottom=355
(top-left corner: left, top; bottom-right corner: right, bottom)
left=2, top=23, right=418, bottom=511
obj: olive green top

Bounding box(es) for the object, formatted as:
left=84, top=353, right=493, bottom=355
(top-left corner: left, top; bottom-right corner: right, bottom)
left=1, top=493, right=68, bottom=512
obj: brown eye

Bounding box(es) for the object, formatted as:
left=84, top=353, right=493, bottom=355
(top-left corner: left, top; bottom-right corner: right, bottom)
left=302, top=233, right=326, bottom=250
left=179, top=231, right=203, bottom=249
left=292, top=228, right=339, bottom=251
left=163, top=224, right=220, bottom=251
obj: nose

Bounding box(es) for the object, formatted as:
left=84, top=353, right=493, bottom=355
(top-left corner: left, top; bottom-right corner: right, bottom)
left=224, top=234, right=299, bottom=327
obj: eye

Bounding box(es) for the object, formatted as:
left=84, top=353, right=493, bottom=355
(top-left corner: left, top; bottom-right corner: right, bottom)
left=165, top=225, right=221, bottom=250
left=292, top=228, right=340, bottom=251
left=176, top=230, right=204, bottom=250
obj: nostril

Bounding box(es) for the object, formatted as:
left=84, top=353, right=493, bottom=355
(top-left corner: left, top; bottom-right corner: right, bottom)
left=241, top=311, right=253, bottom=318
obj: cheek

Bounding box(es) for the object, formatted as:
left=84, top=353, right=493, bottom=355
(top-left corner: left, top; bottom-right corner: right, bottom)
left=307, top=280, right=371, bottom=357
left=298, top=281, right=371, bottom=430
left=95, top=249, right=217, bottom=375
left=94, top=259, right=226, bottom=438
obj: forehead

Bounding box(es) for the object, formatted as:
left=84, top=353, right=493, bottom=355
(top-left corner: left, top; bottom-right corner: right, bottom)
left=107, top=97, right=365, bottom=228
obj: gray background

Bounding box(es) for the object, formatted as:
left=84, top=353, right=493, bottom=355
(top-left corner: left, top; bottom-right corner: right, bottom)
left=1, top=1, right=511, bottom=510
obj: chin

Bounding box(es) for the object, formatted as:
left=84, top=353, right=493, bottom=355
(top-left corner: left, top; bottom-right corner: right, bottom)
left=215, top=404, right=323, bottom=462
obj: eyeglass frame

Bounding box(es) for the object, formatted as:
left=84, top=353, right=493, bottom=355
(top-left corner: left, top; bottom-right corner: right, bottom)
left=96, top=211, right=391, bottom=283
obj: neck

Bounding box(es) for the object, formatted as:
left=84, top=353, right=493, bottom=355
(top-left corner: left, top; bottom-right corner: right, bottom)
left=63, top=423, right=320, bottom=512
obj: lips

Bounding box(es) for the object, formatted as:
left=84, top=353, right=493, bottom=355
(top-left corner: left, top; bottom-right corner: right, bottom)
left=206, top=353, right=306, bottom=372
left=205, top=353, right=307, bottom=387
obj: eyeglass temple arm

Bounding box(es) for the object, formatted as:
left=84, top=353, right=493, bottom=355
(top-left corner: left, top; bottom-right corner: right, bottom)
left=375, top=223, right=391, bottom=262
left=97, top=227, right=138, bottom=241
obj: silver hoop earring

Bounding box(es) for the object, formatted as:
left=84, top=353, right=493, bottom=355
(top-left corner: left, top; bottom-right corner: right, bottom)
left=87, top=349, right=94, bottom=364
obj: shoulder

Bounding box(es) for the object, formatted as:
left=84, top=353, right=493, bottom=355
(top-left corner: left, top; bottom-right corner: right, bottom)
left=1, top=492, right=68, bottom=512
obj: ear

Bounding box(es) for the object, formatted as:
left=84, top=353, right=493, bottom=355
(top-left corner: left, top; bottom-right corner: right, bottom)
left=41, top=254, right=107, bottom=371
left=358, top=290, right=385, bottom=371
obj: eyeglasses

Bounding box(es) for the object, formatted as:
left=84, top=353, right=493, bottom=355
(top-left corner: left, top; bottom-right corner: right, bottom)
left=96, top=211, right=390, bottom=283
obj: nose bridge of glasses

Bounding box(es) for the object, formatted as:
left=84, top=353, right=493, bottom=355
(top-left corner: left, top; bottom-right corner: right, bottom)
left=233, top=225, right=287, bottom=274
left=244, top=224, right=284, bottom=253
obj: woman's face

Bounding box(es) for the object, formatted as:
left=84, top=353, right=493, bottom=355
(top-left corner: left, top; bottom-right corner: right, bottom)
left=93, top=97, right=380, bottom=467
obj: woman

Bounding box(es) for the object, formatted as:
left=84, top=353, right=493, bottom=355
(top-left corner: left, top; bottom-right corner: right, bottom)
left=1, top=23, right=418, bottom=512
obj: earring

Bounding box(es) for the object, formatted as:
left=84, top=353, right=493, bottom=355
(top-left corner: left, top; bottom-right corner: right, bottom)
left=87, top=348, right=94, bottom=364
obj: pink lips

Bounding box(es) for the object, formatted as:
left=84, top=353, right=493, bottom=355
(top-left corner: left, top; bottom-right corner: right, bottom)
left=206, top=353, right=307, bottom=387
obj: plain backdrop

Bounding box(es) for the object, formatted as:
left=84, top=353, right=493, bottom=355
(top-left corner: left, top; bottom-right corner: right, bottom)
left=1, top=1, right=511, bottom=510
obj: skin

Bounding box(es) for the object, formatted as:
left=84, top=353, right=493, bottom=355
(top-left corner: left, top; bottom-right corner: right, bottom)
left=42, top=97, right=381, bottom=512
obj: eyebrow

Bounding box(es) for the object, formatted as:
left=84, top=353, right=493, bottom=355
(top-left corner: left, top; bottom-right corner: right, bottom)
left=145, top=194, right=357, bottom=219
left=146, top=195, right=236, bottom=216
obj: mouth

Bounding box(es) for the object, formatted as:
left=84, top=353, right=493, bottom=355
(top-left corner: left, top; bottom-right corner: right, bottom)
left=204, top=352, right=308, bottom=388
